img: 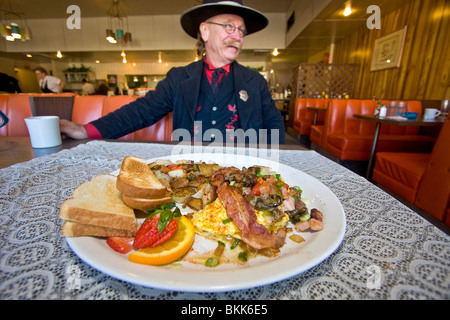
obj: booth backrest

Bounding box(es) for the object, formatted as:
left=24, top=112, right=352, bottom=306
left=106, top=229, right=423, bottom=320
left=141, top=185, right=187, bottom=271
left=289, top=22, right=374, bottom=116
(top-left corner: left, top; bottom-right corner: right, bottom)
left=29, top=96, right=75, bottom=120
left=323, top=99, right=423, bottom=141
left=415, top=113, right=450, bottom=222
left=0, top=93, right=77, bottom=137
left=0, top=93, right=173, bottom=141
left=72, top=95, right=138, bottom=140
left=71, top=95, right=106, bottom=124
left=71, top=95, right=173, bottom=141
left=293, top=98, right=329, bottom=135
left=135, top=112, right=173, bottom=141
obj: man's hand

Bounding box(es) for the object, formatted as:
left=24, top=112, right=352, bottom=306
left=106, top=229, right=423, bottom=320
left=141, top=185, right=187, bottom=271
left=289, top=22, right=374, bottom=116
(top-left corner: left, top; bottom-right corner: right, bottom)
left=59, top=119, right=88, bottom=140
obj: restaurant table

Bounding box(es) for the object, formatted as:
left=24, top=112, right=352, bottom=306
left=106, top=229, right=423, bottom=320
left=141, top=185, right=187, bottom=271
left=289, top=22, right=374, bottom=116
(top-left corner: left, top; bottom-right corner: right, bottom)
left=0, top=138, right=449, bottom=301
left=353, top=114, right=445, bottom=180
left=306, top=106, right=328, bottom=126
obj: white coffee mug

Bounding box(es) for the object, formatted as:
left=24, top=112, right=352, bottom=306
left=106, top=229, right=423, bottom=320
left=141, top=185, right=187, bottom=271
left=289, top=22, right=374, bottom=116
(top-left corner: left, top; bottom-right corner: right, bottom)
left=424, top=108, right=441, bottom=120
left=25, top=116, right=62, bottom=148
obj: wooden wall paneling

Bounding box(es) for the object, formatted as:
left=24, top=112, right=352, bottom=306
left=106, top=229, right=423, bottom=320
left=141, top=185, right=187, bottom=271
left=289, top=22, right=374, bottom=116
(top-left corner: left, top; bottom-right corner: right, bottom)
left=425, top=0, right=450, bottom=100
left=404, top=0, right=437, bottom=99
left=332, top=0, right=450, bottom=100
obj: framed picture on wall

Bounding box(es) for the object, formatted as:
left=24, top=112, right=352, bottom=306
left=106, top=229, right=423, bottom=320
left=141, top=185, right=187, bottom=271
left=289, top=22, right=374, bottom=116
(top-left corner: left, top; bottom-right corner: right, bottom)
left=371, top=26, right=407, bottom=71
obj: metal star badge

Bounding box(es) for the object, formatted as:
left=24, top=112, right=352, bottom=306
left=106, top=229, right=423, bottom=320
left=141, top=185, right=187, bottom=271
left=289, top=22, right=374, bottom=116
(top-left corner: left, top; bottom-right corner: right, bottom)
left=239, top=90, right=248, bottom=102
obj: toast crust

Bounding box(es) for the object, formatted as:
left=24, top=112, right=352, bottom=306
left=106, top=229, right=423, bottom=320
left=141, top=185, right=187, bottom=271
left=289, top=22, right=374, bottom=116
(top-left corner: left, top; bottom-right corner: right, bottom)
left=122, top=194, right=173, bottom=210
left=62, top=221, right=136, bottom=238
left=60, top=205, right=138, bottom=231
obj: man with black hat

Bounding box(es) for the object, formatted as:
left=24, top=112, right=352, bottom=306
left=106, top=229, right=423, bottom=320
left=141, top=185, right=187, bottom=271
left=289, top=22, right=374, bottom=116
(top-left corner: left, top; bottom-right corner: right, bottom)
left=60, top=0, right=285, bottom=144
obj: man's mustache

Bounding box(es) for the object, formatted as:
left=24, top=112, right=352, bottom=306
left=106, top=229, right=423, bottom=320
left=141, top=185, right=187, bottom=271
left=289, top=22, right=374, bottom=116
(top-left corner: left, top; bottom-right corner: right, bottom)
left=225, top=41, right=242, bottom=50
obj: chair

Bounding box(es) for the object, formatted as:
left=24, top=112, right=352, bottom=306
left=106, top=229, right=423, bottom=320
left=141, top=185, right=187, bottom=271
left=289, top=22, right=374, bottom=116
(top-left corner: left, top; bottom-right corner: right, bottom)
left=29, top=96, right=75, bottom=120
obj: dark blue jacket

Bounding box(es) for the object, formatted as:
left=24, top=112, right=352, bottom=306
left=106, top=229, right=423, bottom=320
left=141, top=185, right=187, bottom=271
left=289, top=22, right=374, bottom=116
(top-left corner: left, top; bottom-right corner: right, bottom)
left=91, top=59, right=285, bottom=144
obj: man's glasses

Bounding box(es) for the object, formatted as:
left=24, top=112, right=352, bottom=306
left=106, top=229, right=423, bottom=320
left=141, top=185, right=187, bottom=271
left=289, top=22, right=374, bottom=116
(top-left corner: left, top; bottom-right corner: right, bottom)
left=206, top=21, right=247, bottom=38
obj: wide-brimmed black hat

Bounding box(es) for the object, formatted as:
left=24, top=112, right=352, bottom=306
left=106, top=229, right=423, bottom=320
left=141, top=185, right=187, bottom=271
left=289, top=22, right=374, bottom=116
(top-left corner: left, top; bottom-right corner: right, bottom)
left=181, top=0, right=268, bottom=38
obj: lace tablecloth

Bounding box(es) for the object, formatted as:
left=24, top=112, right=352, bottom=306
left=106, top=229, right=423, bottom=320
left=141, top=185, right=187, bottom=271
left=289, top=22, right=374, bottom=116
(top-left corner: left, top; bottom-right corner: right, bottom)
left=0, top=141, right=449, bottom=300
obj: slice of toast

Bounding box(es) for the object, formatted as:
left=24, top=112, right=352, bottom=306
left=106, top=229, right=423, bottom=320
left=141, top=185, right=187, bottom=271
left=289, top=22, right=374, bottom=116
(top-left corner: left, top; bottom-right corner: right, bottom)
left=62, top=221, right=136, bottom=238
left=121, top=194, right=173, bottom=211
left=59, top=174, right=138, bottom=234
left=116, top=156, right=170, bottom=199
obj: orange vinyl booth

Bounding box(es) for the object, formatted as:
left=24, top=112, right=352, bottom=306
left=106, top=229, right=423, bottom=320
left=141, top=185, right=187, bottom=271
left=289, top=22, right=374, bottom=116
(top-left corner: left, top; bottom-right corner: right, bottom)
left=310, top=99, right=437, bottom=161
left=0, top=94, right=173, bottom=141
left=0, top=93, right=77, bottom=137
left=372, top=113, right=450, bottom=227
left=292, top=98, right=329, bottom=136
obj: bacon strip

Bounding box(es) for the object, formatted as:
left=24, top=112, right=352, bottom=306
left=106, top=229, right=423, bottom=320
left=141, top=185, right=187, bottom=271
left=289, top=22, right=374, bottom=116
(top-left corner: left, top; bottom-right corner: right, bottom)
left=211, top=168, right=286, bottom=249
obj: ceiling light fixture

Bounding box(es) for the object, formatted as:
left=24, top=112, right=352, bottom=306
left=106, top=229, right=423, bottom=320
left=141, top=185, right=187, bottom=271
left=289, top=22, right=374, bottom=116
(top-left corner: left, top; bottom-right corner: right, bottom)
left=343, top=1, right=352, bottom=16
left=106, top=0, right=132, bottom=44
left=0, top=0, right=32, bottom=42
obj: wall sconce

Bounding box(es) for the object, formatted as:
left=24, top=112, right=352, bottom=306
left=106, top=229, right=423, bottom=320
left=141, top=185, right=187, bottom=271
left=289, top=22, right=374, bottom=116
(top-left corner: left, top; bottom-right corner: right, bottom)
left=0, top=0, right=32, bottom=42
left=56, top=50, right=63, bottom=58
left=272, top=48, right=279, bottom=56
left=106, top=0, right=132, bottom=44
left=158, top=52, right=162, bottom=64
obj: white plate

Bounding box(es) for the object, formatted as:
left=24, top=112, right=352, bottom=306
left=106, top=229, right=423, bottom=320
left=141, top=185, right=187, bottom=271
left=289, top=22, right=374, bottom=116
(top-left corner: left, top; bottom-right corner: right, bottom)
left=66, top=153, right=346, bottom=292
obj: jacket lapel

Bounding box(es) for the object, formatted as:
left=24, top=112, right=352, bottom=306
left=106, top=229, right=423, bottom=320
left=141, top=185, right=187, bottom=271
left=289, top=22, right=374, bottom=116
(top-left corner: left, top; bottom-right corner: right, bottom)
left=233, top=62, right=254, bottom=130
left=180, top=61, right=203, bottom=123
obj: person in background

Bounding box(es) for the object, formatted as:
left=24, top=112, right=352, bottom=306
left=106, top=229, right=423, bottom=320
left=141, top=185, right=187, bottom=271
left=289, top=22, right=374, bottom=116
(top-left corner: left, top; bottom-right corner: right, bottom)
left=34, top=67, right=65, bottom=93
left=59, top=0, right=285, bottom=144
left=95, top=83, right=109, bottom=95
left=81, top=79, right=95, bottom=95
left=0, top=73, right=21, bottom=93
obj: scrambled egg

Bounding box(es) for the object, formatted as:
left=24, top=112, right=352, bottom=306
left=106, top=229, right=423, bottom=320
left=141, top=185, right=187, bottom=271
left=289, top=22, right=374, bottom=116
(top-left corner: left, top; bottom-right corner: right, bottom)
left=191, top=198, right=289, bottom=242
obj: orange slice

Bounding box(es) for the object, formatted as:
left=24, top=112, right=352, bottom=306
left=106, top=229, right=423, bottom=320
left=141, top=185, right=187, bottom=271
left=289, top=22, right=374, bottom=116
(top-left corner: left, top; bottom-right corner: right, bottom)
left=128, top=215, right=195, bottom=266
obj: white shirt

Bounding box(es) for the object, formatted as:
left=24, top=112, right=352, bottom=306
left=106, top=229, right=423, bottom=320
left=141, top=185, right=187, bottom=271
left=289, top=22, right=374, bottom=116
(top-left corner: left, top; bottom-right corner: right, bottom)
left=82, top=82, right=95, bottom=95
left=39, top=75, right=61, bottom=93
